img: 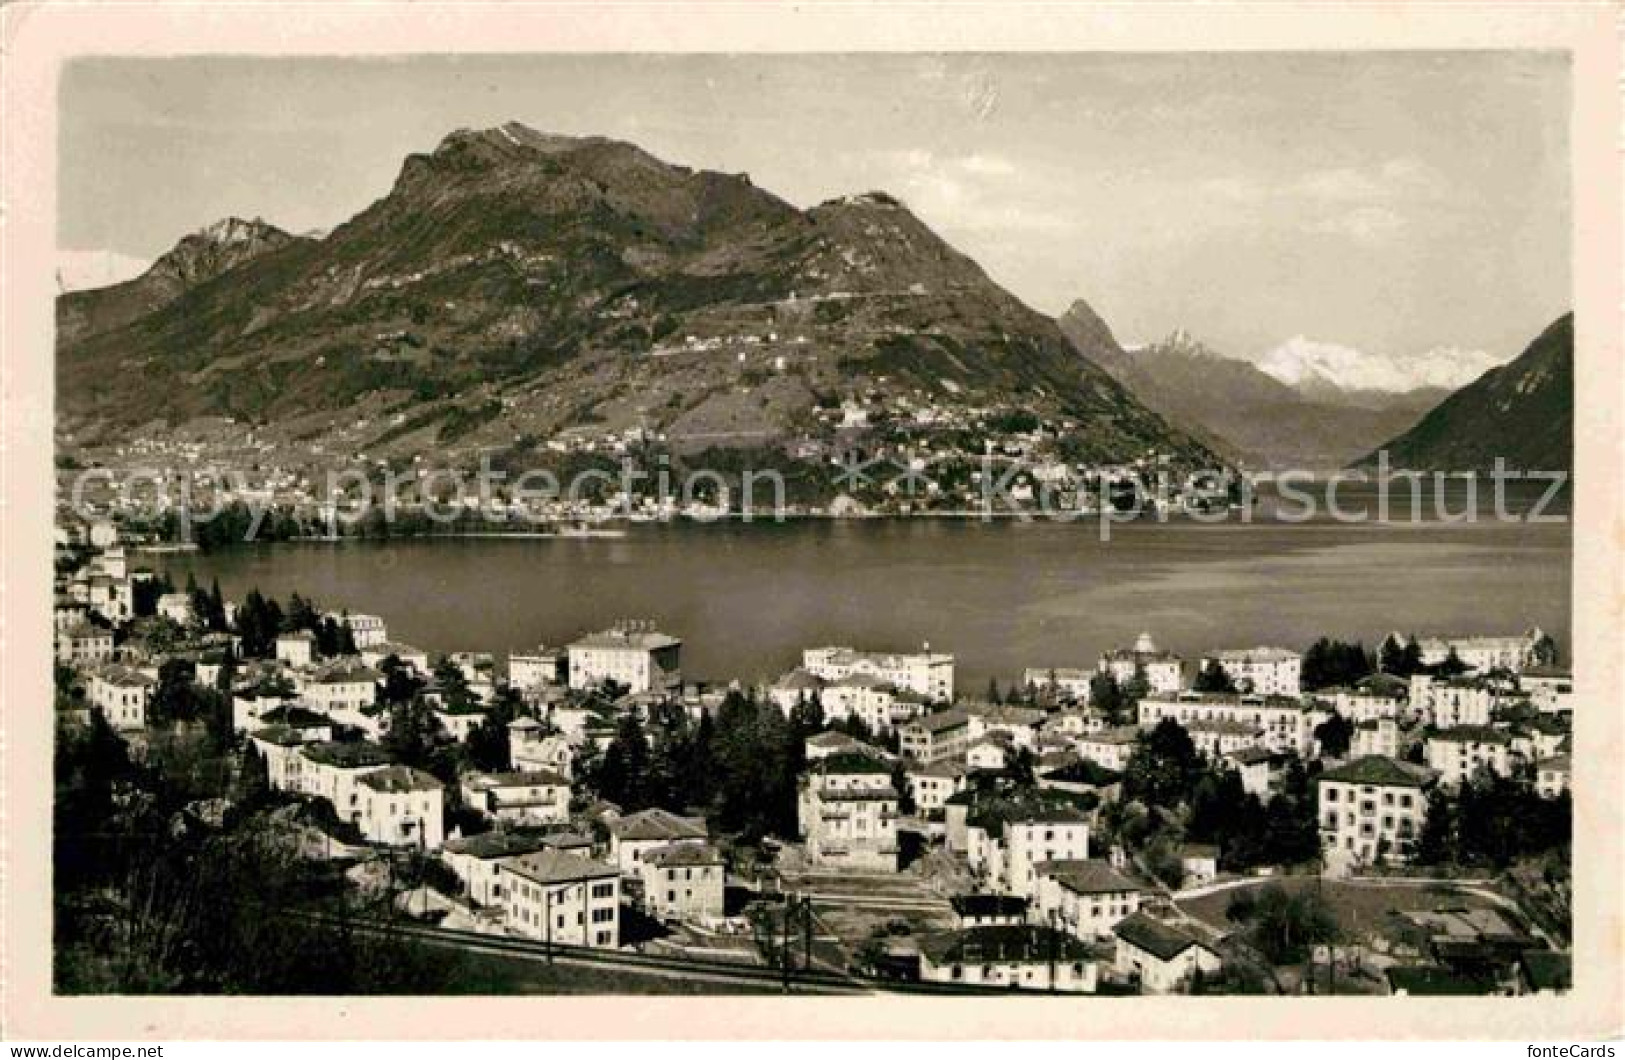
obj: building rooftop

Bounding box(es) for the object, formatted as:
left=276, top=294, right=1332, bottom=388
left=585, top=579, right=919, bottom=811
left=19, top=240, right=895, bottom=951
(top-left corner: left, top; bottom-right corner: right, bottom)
left=949, top=893, right=1030, bottom=918
left=643, top=842, right=723, bottom=868
left=1038, top=858, right=1139, bottom=896
left=358, top=764, right=443, bottom=794
left=503, top=848, right=620, bottom=886
left=607, top=807, right=708, bottom=843
left=906, top=707, right=972, bottom=734
left=571, top=629, right=681, bottom=652
left=1318, top=755, right=1437, bottom=788
left=920, top=925, right=1095, bottom=965
left=1205, top=647, right=1300, bottom=663
left=468, top=769, right=570, bottom=789
left=1113, top=912, right=1214, bottom=962
left=1225, top=746, right=1276, bottom=766
left=443, top=830, right=550, bottom=860
left=300, top=740, right=393, bottom=770
left=1430, top=725, right=1511, bottom=745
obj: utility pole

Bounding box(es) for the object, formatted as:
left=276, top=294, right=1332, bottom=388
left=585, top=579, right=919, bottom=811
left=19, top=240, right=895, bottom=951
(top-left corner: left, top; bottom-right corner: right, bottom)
left=544, top=885, right=553, bottom=965
left=780, top=891, right=794, bottom=993
left=801, top=896, right=813, bottom=973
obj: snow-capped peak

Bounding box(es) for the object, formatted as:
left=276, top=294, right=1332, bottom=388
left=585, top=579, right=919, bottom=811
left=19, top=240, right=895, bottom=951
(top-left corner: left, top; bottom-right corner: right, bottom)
left=1256, top=335, right=1507, bottom=394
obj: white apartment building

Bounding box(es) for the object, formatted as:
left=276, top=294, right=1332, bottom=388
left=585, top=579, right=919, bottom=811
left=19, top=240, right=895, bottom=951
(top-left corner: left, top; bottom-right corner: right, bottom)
left=508, top=646, right=567, bottom=690
left=356, top=765, right=445, bottom=849
left=156, top=593, right=194, bottom=625
left=1425, top=726, right=1518, bottom=789
left=906, top=760, right=968, bottom=814
left=327, top=612, right=388, bottom=648
left=606, top=808, right=709, bottom=874
left=1033, top=859, right=1142, bottom=940
left=1410, top=628, right=1550, bottom=673
left=1351, top=717, right=1401, bottom=760
left=899, top=708, right=974, bottom=764
left=1535, top=755, right=1571, bottom=799
left=462, top=770, right=571, bottom=825
left=440, top=831, right=549, bottom=907
left=502, top=849, right=621, bottom=949
left=1099, top=632, right=1184, bottom=695
left=1023, top=667, right=1095, bottom=703
left=300, top=661, right=381, bottom=714
left=89, top=665, right=153, bottom=731
left=1521, top=668, right=1574, bottom=715
left=1414, top=676, right=1496, bottom=729
left=1112, top=913, right=1223, bottom=994
left=568, top=627, right=682, bottom=693
left=966, top=805, right=1090, bottom=899
left=1138, top=692, right=1319, bottom=757
left=1199, top=647, right=1302, bottom=697
left=1316, top=756, right=1437, bottom=868
left=276, top=631, right=316, bottom=668
left=638, top=842, right=726, bottom=922
left=919, top=926, right=1100, bottom=994
left=57, top=623, right=114, bottom=665
left=802, top=645, right=954, bottom=703
left=798, top=753, right=899, bottom=872
left=1074, top=726, right=1141, bottom=772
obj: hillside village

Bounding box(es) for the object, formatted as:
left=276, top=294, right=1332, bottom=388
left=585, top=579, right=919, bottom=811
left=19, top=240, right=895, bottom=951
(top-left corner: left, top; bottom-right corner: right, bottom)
left=52, top=515, right=1574, bottom=997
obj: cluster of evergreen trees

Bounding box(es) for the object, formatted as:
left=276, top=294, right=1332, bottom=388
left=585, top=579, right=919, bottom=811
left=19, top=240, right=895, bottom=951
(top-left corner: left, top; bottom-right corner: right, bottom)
left=582, top=689, right=810, bottom=843
left=1111, top=718, right=1320, bottom=881
left=233, top=589, right=357, bottom=659
left=1417, top=773, right=1571, bottom=869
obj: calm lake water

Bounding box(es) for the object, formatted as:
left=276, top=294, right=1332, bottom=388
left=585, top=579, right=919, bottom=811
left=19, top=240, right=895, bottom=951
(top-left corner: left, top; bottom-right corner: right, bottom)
left=155, top=483, right=1572, bottom=689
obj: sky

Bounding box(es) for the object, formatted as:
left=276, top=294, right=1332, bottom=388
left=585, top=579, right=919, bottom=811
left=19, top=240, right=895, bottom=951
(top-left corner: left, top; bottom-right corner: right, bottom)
left=58, top=53, right=1571, bottom=378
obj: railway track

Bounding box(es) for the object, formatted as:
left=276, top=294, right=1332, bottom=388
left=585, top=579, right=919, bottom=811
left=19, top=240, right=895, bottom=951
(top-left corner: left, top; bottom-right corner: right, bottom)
left=292, top=911, right=1046, bottom=995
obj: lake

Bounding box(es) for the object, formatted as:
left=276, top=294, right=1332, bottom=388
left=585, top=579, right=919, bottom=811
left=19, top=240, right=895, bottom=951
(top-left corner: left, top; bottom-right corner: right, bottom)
left=152, top=482, right=1573, bottom=689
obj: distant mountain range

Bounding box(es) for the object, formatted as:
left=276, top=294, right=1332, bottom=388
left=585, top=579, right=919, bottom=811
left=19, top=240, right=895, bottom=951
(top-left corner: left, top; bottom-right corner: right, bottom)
left=56, top=122, right=1211, bottom=467
left=1055, top=306, right=1446, bottom=471
left=1355, top=313, right=1573, bottom=473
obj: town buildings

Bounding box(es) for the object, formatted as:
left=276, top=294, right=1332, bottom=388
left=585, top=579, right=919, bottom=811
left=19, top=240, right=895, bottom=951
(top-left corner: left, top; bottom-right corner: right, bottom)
left=501, top=849, right=622, bottom=948
left=1408, top=628, right=1551, bottom=673
left=1112, top=913, right=1223, bottom=993
left=638, top=842, right=726, bottom=922
left=899, top=708, right=973, bottom=764
left=606, top=808, right=709, bottom=874
left=797, top=752, right=900, bottom=872
left=440, top=831, right=548, bottom=907
left=1099, top=632, right=1184, bottom=695
left=918, top=926, right=1100, bottom=993
left=1426, top=726, right=1518, bottom=789
left=1033, top=859, right=1142, bottom=940
left=356, top=765, right=445, bottom=848
left=89, top=665, right=153, bottom=731
left=568, top=626, right=682, bottom=694
left=1200, top=647, right=1302, bottom=697
left=1316, top=756, right=1438, bottom=869
left=801, top=645, right=954, bottom=702
left=462, top=770, right=572, bottom=825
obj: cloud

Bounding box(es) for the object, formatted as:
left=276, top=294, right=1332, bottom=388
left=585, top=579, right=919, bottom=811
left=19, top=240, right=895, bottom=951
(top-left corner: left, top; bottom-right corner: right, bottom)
left=1256, top=335, right=1508, bottom=393
left=56, top=248, right=151, bottom=292
left=1198, top=157, right=1450, bottom=245
left=848, top=148, right=1080, bottom=236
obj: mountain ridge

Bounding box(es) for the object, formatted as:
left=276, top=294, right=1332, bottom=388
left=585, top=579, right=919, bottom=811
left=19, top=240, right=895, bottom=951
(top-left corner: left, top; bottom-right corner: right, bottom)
left=56, top=123, right=1214, bottom=470
left=1354, top=313, right=1573, bottom=473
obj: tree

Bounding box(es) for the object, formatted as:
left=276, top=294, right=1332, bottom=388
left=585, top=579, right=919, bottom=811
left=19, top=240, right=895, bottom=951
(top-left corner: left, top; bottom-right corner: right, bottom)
left=151, top=659, right=200, bottom=726
left=1193, top=660, right=1236, bottom=694
left=1241, top=884, right=1340, bottom=964
left=1415, top=788, right=1456, bottom=865
left=1090, top=672, right=1125, bottom=725
left=383, top=697, right=442, bottom=771
left=1313, top=712, right=1354, bottom=758
left=1122, top=719, right=1203, bottom=810
left=985, top=677, right=1003, bottom=705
